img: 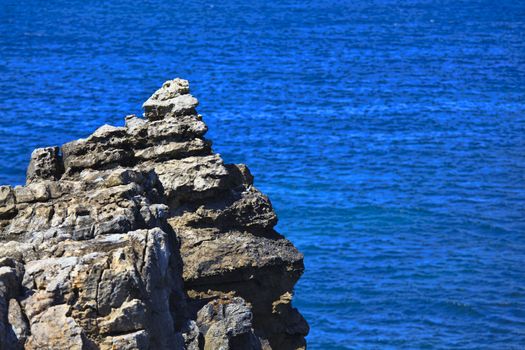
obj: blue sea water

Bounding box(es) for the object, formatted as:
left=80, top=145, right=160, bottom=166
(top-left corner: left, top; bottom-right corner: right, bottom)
left=1, top=0, right=525, bottom=348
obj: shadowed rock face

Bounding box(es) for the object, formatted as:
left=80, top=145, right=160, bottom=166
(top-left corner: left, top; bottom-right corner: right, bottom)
left=0, top=79, right=309, bottom=350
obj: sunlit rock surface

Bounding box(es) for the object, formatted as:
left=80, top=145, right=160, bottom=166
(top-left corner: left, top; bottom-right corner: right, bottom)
left=0, top=79, right=308, bottom=350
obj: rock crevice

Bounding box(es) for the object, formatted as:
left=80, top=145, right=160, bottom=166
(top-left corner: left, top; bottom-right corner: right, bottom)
left=0, top=79, right=308, bottom=350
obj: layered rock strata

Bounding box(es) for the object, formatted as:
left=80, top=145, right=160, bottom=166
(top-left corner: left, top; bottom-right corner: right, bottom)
left=0, top=79, right=308, bottom=350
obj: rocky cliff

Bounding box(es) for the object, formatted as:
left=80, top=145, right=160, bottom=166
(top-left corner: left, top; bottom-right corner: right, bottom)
left=0, top=79, right=309, bottom=350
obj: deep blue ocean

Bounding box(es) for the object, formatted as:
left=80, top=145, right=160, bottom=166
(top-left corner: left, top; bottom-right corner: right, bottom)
left=1, top=0, right=524, bottom=348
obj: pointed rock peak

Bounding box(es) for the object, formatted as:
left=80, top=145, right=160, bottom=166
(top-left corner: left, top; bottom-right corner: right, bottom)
left=150, top=78, right=190, bottom=101
left=142, top=78, right=198, bottom=121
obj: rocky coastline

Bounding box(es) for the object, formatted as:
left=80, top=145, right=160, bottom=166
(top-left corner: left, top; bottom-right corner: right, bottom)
left=0, top=79, right=308, bottom=349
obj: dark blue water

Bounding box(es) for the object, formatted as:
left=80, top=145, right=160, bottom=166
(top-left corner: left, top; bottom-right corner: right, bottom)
left=1, top=0, right=525, bottom=348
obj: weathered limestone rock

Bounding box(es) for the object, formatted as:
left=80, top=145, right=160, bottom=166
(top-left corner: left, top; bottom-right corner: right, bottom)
left=26, top=147, right=63, bottom=185
left=196, top=297, right=262, bottom=350
left=0, top=186, right=16, bottom=220
left=142, top=79, right=197, bottom=121
left=0, top=78, right=308, bottom=349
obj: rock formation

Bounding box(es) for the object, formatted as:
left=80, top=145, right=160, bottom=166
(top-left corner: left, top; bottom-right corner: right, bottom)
left=0, top=79, right=309, bottom=349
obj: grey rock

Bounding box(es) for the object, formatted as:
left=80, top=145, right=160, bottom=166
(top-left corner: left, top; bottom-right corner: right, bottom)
left=8, top=298, right=29, bottom=348
left=0, top=186, right=16, bottom=219
left=181, top=320, right=201, bottom=350
left=142, top=79, right=198, bottom=121
left=26, top=147, right=63, bottom=185
left=196, top=297, right=261, bottom=350
left=0, top=78, right=308, bottom=349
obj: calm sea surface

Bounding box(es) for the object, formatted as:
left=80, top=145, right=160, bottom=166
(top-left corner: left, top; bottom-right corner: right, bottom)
left=1, top=1, right=524, bottom=348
